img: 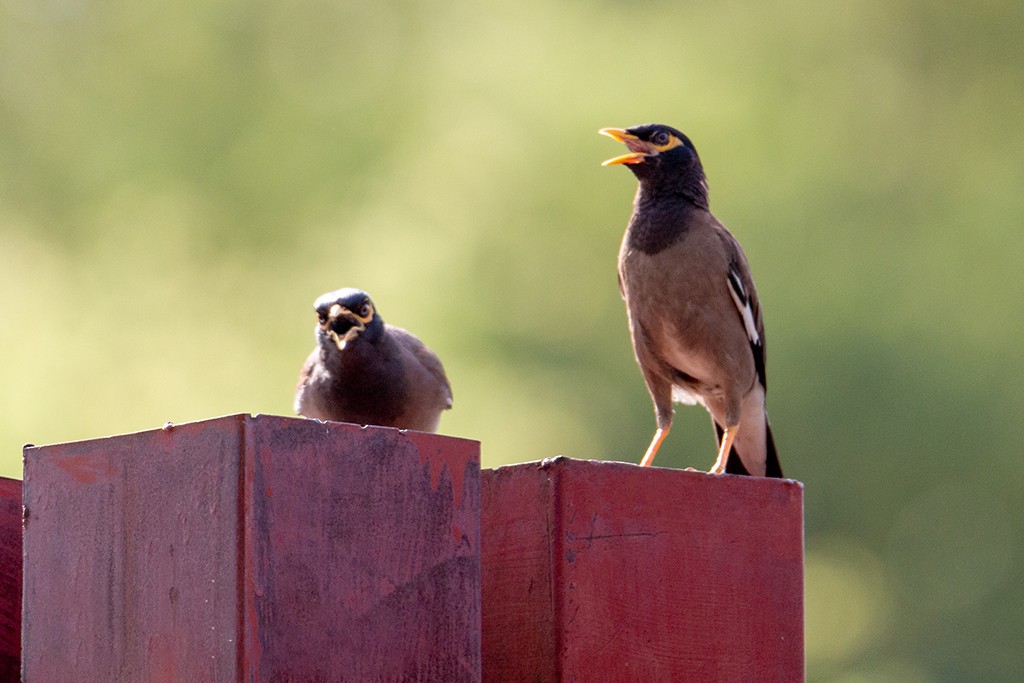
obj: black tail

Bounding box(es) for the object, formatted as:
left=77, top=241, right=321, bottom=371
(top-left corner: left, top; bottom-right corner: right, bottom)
left=717, top=419, right=783, bottom=478
left=762, top=420, right=782, bottom=478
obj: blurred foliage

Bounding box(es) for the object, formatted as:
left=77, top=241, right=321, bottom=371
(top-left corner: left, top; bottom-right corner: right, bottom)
left=2, top=0, right=1022, bottom=679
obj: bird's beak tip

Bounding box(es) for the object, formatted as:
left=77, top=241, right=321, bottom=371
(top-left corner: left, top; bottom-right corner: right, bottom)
left=599, top=127, right=636, bottom=142
left=599, top=127, right=645, bottom=166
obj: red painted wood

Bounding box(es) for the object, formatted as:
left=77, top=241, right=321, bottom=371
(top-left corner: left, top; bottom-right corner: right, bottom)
left=479, top=462, right=557, bottom=680
left=0, top=477, right=21, bottom=683
left=23, top=414, right=481, bottom=682
left=242, top=417, right=481, bottom=681
left=482, top=457, right=804, bottom=682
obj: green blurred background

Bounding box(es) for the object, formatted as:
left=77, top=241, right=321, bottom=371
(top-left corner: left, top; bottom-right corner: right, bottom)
left=2, top=0, right=1021, bottom=679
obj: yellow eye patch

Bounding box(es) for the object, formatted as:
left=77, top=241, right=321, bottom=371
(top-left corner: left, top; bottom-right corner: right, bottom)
left=651, top=134, right=684, bottom=153
left=355, top=304, right=375, bottom=325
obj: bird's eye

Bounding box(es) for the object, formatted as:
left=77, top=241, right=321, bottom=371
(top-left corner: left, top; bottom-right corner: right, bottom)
left=359, top=303, right=371, bottom=318
left=653, top=130, right=670, bottom=146
left=317, top=311, right=327, bottom=323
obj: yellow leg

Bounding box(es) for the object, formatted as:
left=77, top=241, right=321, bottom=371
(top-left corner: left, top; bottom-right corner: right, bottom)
left=709, top=423, right=738, bottom=475
left=640, top=427, right=670, bottom=467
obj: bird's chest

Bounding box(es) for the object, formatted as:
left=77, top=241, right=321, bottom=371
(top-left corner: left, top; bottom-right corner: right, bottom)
left=619, top=240, right=734, bottom=382
left=319, top=351, right=407, bottom=413
left=620, top=234, right=709, bottom=327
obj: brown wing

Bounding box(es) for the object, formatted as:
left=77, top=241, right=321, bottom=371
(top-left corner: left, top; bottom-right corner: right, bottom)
left=387, top=325, right=453, bottom=409
left=717, top=227, right=767, bottom=390
left=293, top=347, right=320, bottom=416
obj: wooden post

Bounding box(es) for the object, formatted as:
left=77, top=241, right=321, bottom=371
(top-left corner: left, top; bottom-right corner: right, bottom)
left=0, top=477, right=20, bottom=682
left=481, top=457, right=804, bottom=682
left=22, top=414, right=481, bottom=682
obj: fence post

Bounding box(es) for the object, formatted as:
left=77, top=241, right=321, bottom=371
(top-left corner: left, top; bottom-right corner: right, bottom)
left=0, top=477, right=20, bottom=682
left=481, top=457, right=804, bottom=682
left=22, top=414, right=481, bottom=682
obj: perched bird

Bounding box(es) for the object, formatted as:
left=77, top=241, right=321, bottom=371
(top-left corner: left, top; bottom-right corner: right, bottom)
left=600, top=124, right=782, bottom=477
left=294, top=288, right=453, bottom=432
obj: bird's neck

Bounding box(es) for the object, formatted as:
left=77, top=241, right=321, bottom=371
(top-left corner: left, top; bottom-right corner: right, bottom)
left=636, top=171, right=710, bottom=210
left=322, top=336, right=378, bottom=372
left=627, top=190, right=708, bottom=255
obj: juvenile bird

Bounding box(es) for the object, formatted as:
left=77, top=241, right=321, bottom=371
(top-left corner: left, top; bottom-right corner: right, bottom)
left=601, top=124, right=782, bottom=477
left=294, top=288, right=453, bottom=432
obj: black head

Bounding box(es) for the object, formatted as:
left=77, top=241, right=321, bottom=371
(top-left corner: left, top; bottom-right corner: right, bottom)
left=312, top=288, right=384, bottom=351
left=600, top=123, right=709, bottom=207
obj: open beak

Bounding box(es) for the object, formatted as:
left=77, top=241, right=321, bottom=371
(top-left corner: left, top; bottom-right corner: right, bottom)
left=599, top=128, right=651, bottom=166
left=324, top=303, right=367, bottom=351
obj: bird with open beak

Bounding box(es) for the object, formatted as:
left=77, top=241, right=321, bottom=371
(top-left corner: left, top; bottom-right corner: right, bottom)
left=294, top=288, right=453, bottom=433
left=601, top=124, right=782, bottom=477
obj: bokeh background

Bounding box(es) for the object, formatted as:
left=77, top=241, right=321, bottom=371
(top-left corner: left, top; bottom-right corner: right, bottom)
left=2, top=0, right=1022, bottom=679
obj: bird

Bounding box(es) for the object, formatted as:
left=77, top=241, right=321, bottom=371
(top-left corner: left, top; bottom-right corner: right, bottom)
left=294, top=288, right=453, bottom=432
left=600, top=123, right=782, bottom=477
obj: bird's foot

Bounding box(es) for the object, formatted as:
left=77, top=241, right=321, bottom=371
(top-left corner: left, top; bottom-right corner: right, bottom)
left=708, top=424, right=737, bottom=475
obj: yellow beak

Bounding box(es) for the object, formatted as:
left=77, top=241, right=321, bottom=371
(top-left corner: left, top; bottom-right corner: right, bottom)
left=599, top=128, right=648, bottom=166
left=324, top=303, right=367, bottom=351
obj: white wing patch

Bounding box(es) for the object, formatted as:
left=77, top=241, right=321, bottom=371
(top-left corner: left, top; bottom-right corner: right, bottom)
left=727, top=270, right=761, bottom=346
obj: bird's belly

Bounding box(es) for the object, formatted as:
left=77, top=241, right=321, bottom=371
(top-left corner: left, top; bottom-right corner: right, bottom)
left=642, top=311, right=739, bottom=406
left=648, top=311, right=722, bottom=374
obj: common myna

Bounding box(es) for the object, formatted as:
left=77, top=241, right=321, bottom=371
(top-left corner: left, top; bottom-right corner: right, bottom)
left=600, top=124, right=782, bottom=477
left=294, top=288, right=453, bottom=432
